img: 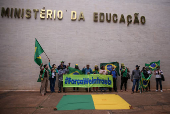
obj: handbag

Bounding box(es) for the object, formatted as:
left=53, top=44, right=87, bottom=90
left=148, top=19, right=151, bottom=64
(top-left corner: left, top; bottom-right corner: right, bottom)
left=161, top=74, right=165, bottom=81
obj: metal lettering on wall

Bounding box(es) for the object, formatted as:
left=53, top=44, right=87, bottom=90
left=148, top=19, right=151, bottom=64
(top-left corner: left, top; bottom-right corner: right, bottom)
left=1, top=7, right=146, bottom=25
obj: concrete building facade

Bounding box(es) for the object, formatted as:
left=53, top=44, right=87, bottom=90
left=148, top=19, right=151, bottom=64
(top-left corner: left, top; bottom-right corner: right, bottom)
left=0, top=0, right=170, bottom=90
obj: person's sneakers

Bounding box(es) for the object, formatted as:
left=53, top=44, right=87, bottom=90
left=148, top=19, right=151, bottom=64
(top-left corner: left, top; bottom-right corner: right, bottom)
left=156, top=90, right=158, bottom=92
left=131, top=91, right=134, bottom=94
left=120, top=90, right=123, bottom=92
left=161, top=90, right=163, bottom=92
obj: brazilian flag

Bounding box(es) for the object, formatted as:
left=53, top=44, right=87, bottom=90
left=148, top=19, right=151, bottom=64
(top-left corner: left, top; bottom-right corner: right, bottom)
left=145, top=60, right=160, bottom=71
left=139, top=72, right=152, bottom=89
left=100, top=62, right=120, bottom=75
left=68, top=67, right=82, bottom=75
left=34, top=38, right=44, bottom=66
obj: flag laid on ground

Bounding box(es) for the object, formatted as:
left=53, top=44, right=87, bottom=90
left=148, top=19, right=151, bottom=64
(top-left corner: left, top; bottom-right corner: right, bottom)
left=100, top=62, right=120, bottom=75
left=145, top=60, right=160, bottom=71
left=139, top=72, right=152, bottom=89
left=34, top=38, right=44, bottom=66
left=68, top=67, right=83, bottom=75
left=56, top=94, right=131, bottom=110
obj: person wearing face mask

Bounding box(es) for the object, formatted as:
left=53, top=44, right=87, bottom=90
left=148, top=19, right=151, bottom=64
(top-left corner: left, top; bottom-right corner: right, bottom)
left=154, top=66, right=163, bottom=92
left=131, top=65, right=141, bottom=94
left=48, top=59, right=58, bottom=93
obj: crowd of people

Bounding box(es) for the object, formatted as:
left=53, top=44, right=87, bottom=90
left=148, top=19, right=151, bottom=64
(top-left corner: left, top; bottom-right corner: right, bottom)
left=39, top=60, right=164, bottom=96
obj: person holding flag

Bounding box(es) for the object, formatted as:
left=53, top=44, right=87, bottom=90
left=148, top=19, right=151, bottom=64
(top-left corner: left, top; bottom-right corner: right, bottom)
left=141, top=67, right=149, bottom=92
left=34, top=38, right=51, bottom=96
left=146, top=66, right=152, bottom=91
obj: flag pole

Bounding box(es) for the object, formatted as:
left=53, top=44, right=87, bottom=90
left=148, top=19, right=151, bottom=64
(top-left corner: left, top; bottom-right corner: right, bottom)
left=43, top=51, right=50, bottom=60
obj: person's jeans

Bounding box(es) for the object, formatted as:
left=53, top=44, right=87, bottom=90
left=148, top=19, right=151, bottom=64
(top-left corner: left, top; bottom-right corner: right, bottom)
left=132, top=79, right=139, bottom=92
left=50, top=78, right=56, bottom=92
left=58, top=80, right=65, bottom=92
left=156, top=78, right=162, bottom=90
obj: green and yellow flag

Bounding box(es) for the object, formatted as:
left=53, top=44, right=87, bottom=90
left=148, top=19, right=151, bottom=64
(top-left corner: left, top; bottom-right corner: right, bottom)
left=139, top=72, right=152, bottom=89
left=145, top=60, right=160, bottom=71
left=34, top=38, right=44, bottom=66
left=100, top=62, right=120, bottom=75
left=68, top=67, right=83, bottom=75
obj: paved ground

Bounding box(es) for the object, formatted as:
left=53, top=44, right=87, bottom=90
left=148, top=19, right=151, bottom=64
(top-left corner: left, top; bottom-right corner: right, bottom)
left=0, top=90, right=170, bottom=114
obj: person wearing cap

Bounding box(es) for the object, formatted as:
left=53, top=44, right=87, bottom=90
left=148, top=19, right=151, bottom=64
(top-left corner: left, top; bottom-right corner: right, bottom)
left=82, top=64, right=93, bottom=92
left=58, top=64, right=69, bottom=93
left=154, top=66, right=163, bottom=92
left=92, top=65, right=99, bottom=92
left=48, top=59, right=58, bottom=93
left=57, top=61, right=67, bottom=70
left=120, top=63, right=130, bottom=92
left=146, top=66, right=152, bottom=91
left=73, top=64, right=80, bottom=92
left=131, top=65, right=141, bottom=94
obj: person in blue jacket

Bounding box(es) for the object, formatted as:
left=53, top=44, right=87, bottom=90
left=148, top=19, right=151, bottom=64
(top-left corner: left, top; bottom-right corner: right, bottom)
left=49, top=59, right=58, bottom=93
left=82, top=64, right=93, bottom=92
left=109, top=66, right=118, bottom=92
